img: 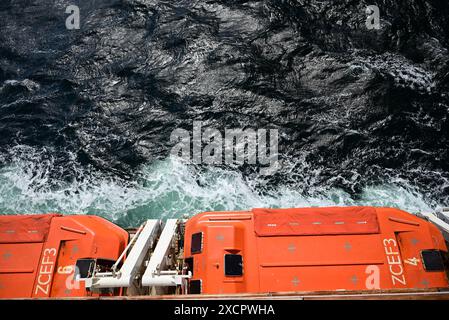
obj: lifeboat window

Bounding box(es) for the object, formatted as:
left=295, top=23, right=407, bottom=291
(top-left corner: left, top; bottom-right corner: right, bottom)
left=421, top=250, right=445, bottom=271
left=224, top=254, right=243, bottom=276
left=191, top=232, right=203, bottom=254
left=184, top=257, right=194, bottom=276
left=189, top=280, right=202, bottom=294
left=75, top=258, right=116, bottom=279
left=75, top=259, right=96, bottom=279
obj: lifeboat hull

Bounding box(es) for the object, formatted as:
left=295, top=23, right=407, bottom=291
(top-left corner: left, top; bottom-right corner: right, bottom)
left=184, top=207, right=449, bottom=294
left=0, top=214, right=128, bottom=298
left=1, top=206, right=449, bottom=299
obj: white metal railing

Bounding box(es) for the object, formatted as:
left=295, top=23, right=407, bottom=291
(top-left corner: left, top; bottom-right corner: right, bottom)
left=85, top=219, right=160, bottom=289
left=419, top=208, right=449, bottom=239
left=84, top=218, right=190, bottom=291
left=142, top=219, right=190, bottom=287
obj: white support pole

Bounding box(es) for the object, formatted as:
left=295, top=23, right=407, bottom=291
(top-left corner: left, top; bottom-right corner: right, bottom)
left=141, top=219, right=180, bottom=287
left=438, top=208, right=449, bottom=223
left=420, top=211, right=449, bottom=239
left=86, top=219, right=161, bottom=289
left=142, top=275, right=189, bottom=287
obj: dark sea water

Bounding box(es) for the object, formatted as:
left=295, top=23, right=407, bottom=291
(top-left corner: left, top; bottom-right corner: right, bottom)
left=0, top=0, right=448, bottom=227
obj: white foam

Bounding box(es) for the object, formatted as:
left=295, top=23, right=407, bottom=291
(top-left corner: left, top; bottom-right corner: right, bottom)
left=0, top=147, right=444, bottom=226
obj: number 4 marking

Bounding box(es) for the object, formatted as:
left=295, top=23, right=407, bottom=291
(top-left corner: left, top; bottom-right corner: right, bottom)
left=404, top=257, right=420, bottom=266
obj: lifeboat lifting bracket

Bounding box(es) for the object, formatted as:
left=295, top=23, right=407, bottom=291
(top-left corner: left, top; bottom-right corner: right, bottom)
left=83, top=218, right=190, bottom=293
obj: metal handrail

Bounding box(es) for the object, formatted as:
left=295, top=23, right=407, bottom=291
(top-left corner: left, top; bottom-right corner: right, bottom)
left=111, top=221, right=146, bottom=275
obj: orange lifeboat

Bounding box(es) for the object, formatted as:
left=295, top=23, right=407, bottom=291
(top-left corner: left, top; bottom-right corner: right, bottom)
left=183, top=207, right=449, bottom=294
left=1, top=206, right=448, bottom=299
left=0, top=214, right=128, bottom=298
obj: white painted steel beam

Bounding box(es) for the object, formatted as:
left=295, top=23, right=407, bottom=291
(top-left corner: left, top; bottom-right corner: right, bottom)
left=87, top=219, right=160, bottom=288
left=141, top=219, right=180, bottom=287
left=421, top=211, right=449, bottom=239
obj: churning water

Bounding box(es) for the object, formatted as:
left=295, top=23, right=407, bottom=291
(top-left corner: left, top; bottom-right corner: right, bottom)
left=0, top=146, right=443, bottom=227
left=1, top=1, right=449, bottom=227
